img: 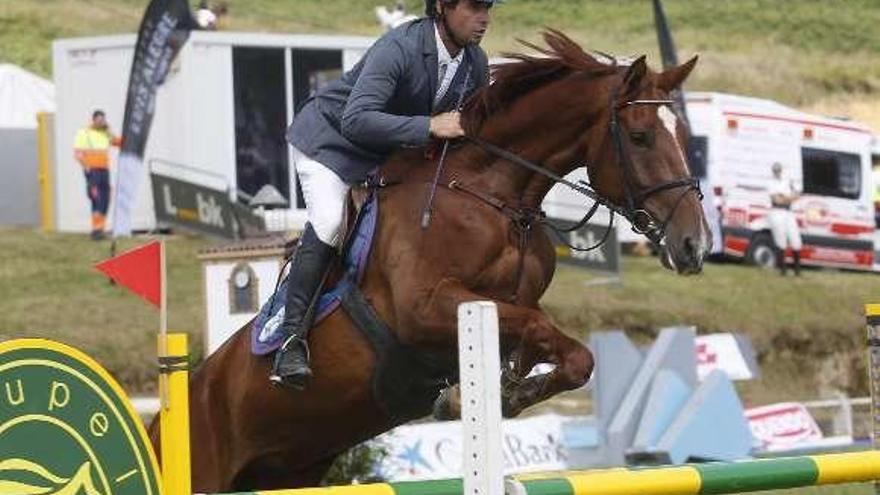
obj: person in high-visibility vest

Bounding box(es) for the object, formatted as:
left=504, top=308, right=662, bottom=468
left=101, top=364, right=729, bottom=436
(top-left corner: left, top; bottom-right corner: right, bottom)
left=74, top=110, right=121, bottom=240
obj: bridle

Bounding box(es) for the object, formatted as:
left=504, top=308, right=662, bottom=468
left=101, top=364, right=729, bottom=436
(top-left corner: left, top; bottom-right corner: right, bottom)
left=463, top=80, right=702, bottom=250
left=606, top=82, right=703, bottom=246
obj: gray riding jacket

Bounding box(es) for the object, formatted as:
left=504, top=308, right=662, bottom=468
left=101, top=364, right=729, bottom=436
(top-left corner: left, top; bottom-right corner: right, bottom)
left=286, top=18, right=490, bottom=183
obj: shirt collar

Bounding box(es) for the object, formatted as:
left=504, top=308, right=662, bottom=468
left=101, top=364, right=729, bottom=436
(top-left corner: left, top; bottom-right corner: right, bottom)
left=434, top=22, right=464, bottom=66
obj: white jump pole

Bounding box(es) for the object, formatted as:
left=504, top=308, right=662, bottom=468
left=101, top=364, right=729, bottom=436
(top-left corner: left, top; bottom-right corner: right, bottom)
left=458, top=301, right=505, bottom=495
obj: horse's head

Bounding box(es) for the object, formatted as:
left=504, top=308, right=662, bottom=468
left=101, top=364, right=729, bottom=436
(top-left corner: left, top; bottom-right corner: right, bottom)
left=462, top=31, right=710, bottom=274
left=586, top=55, right=711, bottom=275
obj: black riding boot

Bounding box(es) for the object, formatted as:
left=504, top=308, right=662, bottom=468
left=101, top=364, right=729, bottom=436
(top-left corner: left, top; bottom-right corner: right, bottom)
left=270, top=224, right=335, bottom=390
left=793, top=250, right=802, bottom=276
left=775, top=247, right=787, bottom=276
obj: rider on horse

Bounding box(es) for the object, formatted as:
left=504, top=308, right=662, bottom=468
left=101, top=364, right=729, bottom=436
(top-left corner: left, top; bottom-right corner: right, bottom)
left=271, top=0, right=499, bottom=390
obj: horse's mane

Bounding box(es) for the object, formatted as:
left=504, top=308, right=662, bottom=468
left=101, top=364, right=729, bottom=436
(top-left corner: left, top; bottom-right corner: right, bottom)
left=462, top=29, right=620, bottom=133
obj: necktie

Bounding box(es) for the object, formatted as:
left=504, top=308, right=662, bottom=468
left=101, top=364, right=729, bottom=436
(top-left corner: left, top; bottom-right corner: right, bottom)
left=435, top=62, right=449, bottom=106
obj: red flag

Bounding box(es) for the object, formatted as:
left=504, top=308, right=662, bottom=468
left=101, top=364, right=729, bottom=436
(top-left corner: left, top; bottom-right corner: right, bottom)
left=95, top=241, right=162, bottom=308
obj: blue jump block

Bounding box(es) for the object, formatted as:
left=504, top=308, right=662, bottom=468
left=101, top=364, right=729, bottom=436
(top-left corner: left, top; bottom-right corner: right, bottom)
left=604, top=327, right=697, bottom=466
left=654, top=369, right=752, bottom=464
left=631, top=369, right=694, bottom=451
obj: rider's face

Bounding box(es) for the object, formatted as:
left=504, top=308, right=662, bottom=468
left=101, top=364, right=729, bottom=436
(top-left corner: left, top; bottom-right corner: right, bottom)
left=442, top=0, right=492, bottom=46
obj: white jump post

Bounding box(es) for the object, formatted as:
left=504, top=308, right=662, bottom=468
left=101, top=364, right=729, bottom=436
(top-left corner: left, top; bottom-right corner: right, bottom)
left=458, top=301, right=505, bottom=495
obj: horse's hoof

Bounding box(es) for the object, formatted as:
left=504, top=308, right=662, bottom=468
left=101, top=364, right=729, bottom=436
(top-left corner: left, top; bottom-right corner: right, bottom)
left=432, top=386, right=461, bottom=420
left=501, top=393, right=523, bottom=419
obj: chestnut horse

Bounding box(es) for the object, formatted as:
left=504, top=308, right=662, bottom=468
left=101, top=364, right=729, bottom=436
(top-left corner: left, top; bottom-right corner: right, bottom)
left=150, top=31, right=710, bottom=491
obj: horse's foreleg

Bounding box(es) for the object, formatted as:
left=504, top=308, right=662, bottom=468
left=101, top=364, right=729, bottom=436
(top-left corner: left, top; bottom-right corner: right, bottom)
left=394, top=279, right=592, bottom=419
left=501, top=330, right=592, bottom=417
left=437, top=316, right=592, bottom=419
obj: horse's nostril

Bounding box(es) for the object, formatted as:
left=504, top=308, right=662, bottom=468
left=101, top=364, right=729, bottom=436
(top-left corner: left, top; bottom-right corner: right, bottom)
left=683, top=236, right=695, bottom=256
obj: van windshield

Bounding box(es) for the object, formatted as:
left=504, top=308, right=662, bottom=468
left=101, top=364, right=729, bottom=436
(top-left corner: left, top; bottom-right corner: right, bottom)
left=801, top=147, right=861, bottom=200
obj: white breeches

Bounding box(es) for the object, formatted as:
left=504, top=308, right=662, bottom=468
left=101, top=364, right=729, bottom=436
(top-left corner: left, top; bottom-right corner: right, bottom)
left=768, top=208, right=802, bottom=251
left=293, top=146, right=349, bottom=248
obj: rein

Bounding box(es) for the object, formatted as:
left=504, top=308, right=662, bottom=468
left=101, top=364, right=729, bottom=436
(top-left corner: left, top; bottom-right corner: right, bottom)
left=465, top=135, right=615, bottom=253
left=462, top=92, right=703, bottom=250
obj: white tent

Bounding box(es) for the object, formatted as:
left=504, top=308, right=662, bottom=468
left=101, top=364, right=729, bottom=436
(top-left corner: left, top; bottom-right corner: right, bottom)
left=0, top=64, right=55, bottom=226
left=0, top=64, right=55, bottom=129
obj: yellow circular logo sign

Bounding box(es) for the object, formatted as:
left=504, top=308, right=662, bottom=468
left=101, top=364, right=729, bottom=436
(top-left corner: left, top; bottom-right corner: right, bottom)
left=0, top=339, right=161, bottom=495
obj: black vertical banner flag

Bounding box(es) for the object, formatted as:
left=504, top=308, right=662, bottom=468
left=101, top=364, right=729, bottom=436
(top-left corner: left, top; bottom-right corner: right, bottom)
left=653, top=0, right=679, bottom=69
left=652, top=0, right=691, bottom=131
left=112, top=0, right=195, bottom=237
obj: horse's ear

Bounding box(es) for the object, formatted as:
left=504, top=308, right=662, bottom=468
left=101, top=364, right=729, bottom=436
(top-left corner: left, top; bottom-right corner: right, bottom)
left=622, top=55, right=648, bottom=95
left=657, top=55, right=698, bottom=92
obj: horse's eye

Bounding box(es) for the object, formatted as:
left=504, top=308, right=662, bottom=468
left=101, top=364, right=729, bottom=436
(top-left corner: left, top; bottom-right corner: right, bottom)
left=629, top=130, right=653, bottom=148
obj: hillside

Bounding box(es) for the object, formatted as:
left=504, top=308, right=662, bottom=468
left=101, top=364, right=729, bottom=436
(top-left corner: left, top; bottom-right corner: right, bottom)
left=1, top=0, right=879, bottom=129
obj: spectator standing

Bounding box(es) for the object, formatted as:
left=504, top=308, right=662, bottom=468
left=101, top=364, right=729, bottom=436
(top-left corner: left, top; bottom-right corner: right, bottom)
left=767, top=162, right=803, bottom=276
left=195, top=0, right=217, bottom=30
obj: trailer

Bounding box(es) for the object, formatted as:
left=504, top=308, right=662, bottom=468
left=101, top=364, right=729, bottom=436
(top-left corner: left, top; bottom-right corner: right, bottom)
left=51, top=31, right=374, bottom=234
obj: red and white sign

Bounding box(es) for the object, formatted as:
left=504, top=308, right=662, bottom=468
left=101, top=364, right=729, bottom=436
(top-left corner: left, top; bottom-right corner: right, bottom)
left=746, top=402, right=823, bottom=451
left=695, top=333, right=756, bottom=381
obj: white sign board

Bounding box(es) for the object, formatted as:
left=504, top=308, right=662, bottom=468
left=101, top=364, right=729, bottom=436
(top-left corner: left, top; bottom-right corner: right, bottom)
left=378, top=414, right=568, bottom=482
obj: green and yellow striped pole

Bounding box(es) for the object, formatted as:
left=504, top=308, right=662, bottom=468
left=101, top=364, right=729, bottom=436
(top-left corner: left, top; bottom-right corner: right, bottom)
left=217, top=451, right=880, bottom=495
left=867, top=304, right=880, bottom=495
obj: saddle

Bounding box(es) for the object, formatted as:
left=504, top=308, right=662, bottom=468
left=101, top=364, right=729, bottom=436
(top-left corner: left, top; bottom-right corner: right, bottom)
left=251, top=187, right=376, bottom=354
left=251, top=186, right=454, bottom=420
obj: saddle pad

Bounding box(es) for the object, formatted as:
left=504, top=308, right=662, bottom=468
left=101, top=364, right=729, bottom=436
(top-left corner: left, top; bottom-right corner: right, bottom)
left=251, top=192, right=379, bottom=355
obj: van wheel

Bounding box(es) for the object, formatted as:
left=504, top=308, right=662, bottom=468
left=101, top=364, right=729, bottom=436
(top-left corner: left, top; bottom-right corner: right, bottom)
left=746, top=233, right=777, bottom=269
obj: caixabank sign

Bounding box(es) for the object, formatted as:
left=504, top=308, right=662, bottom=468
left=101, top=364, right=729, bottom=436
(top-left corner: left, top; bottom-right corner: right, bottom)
left=0, top=339, right=161, bottom=495
left=151, top=170, right=265, bottom=240
left=151, top=171, right=236, bottom=239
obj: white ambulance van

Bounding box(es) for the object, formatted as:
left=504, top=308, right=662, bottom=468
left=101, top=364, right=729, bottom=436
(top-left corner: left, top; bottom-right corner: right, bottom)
left=687, top=92, right=877, bottom=271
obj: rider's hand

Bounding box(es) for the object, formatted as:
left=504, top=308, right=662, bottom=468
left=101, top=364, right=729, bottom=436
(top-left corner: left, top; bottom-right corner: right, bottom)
left=429, top=112, right=465, bottom=139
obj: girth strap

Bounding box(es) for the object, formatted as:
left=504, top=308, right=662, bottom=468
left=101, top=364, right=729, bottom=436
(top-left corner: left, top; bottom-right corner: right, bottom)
left=341, top=287, right=453, bottom=420
left=341, top=286, right=393, bottom=353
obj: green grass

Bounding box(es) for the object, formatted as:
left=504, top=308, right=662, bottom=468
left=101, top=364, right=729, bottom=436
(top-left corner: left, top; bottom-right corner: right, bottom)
left=2, top=0, right=880, bottom=109
left=0, top=227, right=209, bottom=393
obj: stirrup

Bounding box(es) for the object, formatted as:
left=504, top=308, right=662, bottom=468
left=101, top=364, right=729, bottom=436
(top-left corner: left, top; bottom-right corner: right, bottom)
left=278, top=334, right=310, bottom=356
left=269, top=335, right=312, bottom=388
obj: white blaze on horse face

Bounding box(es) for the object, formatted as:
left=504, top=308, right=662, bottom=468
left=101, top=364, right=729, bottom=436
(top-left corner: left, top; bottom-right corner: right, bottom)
left=657, top=106, right=712, bottom=264
left=657, top=106, right=689, bottom=171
